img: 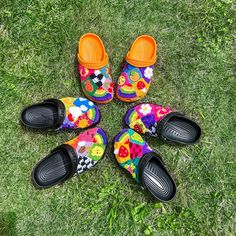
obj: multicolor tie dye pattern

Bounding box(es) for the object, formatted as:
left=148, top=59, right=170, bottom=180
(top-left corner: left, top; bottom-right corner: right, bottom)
left=66, top=127, right=107, bottom=174
left=125, top=103, right=172, bottom=136
left=58, top=97, right=100, bottom=130
left=78, top=64, right=114, bottom=103
left=116, top=63, right=154, bottom=102
left=114, top=129, right=152, bottom=182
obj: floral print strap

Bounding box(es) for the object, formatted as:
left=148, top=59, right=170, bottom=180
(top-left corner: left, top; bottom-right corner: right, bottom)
left=78, top=64, right=114, bottom=103
left=66, top=127, right=107, bottom=174
left=114, top=129, right=152, bottom=182
left=125, top=103, right=172, bottom=136
left=116, top=63, right=154, bottom=102
left=58, top=97, right=100, bottom=130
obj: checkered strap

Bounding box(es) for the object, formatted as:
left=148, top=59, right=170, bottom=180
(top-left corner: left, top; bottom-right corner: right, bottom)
left=76, top=156, right=95, bottom=174
left=90, top=71, right=106, bottom=87
left=147, top=123, right=158, bottom=137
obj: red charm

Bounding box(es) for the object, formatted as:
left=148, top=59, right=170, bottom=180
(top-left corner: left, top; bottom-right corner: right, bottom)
left=85, top=80, right=93, bottom=92
left=118, top=146, right=129, bottom=158
left=134, top=124, right=142, bottom=133
left=93, top=138, right=97, bottom=143
left=68, top=113, right=74, bottom=122
left=137, top=81, right=145, bottom=90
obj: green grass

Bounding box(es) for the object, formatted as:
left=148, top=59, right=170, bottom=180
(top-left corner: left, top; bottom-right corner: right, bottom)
left=0, top=0, right=235, bottom=235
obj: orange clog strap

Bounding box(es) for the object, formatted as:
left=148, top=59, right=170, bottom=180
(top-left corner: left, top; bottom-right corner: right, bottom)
left=78, top=33, right=109, bottom=69
left=78, top=52, right=108, bottom=69
left=125, top=35, right=157, bottom=67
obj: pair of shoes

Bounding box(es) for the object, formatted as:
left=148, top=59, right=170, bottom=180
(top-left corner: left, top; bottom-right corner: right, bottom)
left=78, top=33, right=156, bottom=103
left=21, top=97, right=107, bottom=188
left=21, top=98, right=201, bottom=202
left=114, top=103, right=201, bottom=201
left=21, top=98, right=200, bottom=142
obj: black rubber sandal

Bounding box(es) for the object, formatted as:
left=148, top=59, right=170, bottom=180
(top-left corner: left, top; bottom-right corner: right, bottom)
left=113, top=129, right=176, bottom=202
left=21, top=97, right=100, bottom=130
left=32, top=127, right=107, bottom=189
left=125, top=103, right=201, bottom=144
left=156, top=112, right=201, bottom=144
left=32, top=144, right=77, bottom=188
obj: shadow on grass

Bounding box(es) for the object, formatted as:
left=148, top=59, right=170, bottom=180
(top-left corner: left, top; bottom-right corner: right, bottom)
left=0, top=212, right=17, bottom=236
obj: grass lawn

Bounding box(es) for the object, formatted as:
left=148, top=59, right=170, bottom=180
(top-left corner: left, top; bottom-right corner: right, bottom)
left=0, top=0, right=235, bottom=235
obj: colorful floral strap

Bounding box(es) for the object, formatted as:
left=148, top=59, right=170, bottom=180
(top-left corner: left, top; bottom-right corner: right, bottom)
left=125, top=103, right=172, bottom=136
left=58, top=97, right=100, bottom=130
left=78, top=64, right=114, bottom=103
left=116, top=63, right=154, bottom=102
left=66, top=127, right=107, bottom=174
left=114, top=129, right=152, bottom=182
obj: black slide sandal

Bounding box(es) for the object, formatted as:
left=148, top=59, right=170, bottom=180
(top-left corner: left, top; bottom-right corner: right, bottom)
left=32, top=127, right=108, bottom=189
left=140, top=152, right=176, bottom=201
left=157, top=112, right=201, bottom=144
left=113, top=129, right=176, bottom=202
left=32, top=145, right=77, bottom=188
left=21, top=97, right=100, bottom=130
left=21, top=100, right=61, bottom=129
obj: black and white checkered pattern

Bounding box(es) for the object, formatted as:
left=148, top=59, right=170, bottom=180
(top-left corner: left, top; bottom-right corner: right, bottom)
left=90, top=70, right=105, bottom=87
left=76, top=156, right=95, bottom=174
left=147, top=123, right=158, bottom=137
